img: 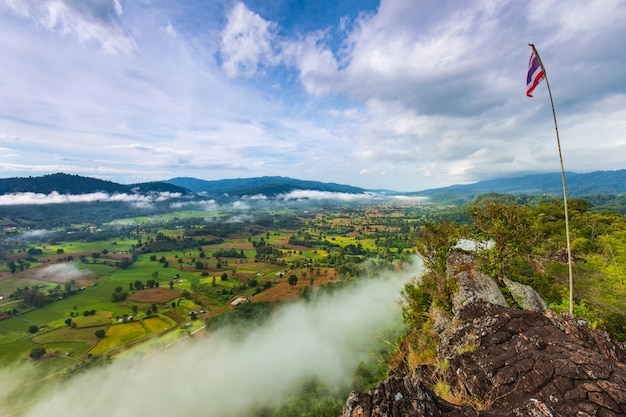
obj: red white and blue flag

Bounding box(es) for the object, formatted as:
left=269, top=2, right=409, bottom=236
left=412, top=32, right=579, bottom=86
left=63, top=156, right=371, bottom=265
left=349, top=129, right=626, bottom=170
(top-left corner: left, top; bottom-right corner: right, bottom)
left=526, top=49, right=545, bottom=97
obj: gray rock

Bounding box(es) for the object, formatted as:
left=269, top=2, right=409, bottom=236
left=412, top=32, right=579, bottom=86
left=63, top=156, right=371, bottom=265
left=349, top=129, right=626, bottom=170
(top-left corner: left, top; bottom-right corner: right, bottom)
left=451, top=270, right=507, bottom=314
left=503, top=278, right=548, bottom=311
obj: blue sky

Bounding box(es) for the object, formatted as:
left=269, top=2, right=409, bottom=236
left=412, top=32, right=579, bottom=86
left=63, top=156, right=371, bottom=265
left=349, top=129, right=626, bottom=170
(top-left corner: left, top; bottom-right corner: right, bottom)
left=1, top=0, right=625, bottom=191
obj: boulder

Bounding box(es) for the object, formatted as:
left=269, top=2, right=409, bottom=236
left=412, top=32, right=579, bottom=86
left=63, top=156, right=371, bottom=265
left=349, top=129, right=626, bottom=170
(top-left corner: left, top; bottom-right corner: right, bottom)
left=343, top=301, right=626, bottom=417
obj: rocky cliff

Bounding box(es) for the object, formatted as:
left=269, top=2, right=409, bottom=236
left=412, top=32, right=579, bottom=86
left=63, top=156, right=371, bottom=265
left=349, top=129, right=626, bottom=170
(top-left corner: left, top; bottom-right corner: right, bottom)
left=342, top=255, right=626, bottom=417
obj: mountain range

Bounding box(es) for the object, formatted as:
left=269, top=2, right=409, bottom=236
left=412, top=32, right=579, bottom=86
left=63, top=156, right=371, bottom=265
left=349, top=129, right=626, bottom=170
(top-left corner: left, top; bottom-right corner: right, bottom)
left=0, top=173, right=191, bottom=196
left=165, top=176, right=366, bottom=197
left=409, top=170, right=626, bottom=202
left=0, top=170, right=625, bottom=201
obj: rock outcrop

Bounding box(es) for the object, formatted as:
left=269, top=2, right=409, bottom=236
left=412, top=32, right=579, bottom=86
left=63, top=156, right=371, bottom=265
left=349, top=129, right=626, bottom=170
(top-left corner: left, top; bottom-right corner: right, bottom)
left=343, top=254, right=626, bottom=417
left=344, top=302, right=626, bottom=416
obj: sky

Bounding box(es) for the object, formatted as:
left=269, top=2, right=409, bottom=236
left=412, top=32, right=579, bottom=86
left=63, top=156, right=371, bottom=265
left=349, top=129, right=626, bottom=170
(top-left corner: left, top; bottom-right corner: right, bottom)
left=0, top=0, right=625, bottom=192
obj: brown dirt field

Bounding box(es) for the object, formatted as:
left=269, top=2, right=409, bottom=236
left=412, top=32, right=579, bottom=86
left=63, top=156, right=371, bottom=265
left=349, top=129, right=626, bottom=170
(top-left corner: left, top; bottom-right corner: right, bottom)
left=251, top=272, right=340, bottom=303
left=128, top=288, right=180, bottom=303
left=163, top=311, right=185, bottom=324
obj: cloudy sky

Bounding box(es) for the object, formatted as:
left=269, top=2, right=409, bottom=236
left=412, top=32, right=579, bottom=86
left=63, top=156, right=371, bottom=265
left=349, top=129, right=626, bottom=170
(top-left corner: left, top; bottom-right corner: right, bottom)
left=1, top=0, right=625, bottom=192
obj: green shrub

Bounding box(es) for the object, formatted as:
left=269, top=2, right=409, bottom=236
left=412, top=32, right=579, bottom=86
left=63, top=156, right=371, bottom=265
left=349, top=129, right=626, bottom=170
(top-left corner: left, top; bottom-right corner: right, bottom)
left=29, top=346, right=46, bottom=359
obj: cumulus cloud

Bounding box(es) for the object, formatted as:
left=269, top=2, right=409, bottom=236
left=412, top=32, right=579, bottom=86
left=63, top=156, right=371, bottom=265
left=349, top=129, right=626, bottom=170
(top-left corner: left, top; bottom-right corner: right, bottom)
left=0, top=191, right=181, bottom=206
left=2, top=0, right=626, bottom=191
left=19, top=258, right=422, bottom=417
left=220, top=2, right=280, bottom=78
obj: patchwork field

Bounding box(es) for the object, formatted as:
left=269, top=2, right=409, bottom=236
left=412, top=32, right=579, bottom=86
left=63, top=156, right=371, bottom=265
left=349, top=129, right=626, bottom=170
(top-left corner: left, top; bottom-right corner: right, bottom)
left=90, top=321, right=147, bottom=355
left=128, top=288, right=179, bottom=303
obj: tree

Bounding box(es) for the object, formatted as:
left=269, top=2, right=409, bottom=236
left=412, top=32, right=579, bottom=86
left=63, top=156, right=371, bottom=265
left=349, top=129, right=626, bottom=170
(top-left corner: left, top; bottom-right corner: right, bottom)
left=288, top=275, right=298, bottom=286
left=415, top=222, right=463, bottom=275
left=111, top=289, right=128, bottom=302
left=28, top=325, right=39, bottom=334
left=64, top=318, right=72, bottom=326
left=95, top=329, right=106, bottom=339
left=470, top=201, right=540, bottom=279
left=29, top=347, right=46, bottom=359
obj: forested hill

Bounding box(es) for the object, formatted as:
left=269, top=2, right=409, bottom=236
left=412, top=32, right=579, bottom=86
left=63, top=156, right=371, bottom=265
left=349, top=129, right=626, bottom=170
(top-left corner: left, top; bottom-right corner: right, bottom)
left=411, top=170, right=626, bottom=201
left=0, top=173, right=191, bottom=195
left=166, top=176, right=367, bottom=197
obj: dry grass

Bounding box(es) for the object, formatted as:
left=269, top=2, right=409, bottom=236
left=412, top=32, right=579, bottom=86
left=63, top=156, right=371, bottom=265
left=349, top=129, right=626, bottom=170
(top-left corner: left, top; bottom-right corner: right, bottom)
left=72, top=311, right=113, bottom=328
left=143, top=316, right=172, bottom=334
left=90, top=321, right=146, bottom=355
left=128, top=288, right=179, bottom=303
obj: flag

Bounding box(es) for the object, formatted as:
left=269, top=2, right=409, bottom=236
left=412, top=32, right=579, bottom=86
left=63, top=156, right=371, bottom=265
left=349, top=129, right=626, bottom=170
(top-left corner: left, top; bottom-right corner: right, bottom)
left=526, top=49, right=544, bottom=97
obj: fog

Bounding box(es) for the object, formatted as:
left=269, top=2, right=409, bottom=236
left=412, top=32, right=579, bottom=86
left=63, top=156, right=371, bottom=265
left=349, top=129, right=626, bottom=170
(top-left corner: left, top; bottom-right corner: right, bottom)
left=277, top=190, right=373, bottom=202
left=0, top=191, right=182, bottom=206
left=14, top=229, right=55, bottom=240
left=33, top=264, right=90, bottom=283
left=20, top=259, right=422, bottom=417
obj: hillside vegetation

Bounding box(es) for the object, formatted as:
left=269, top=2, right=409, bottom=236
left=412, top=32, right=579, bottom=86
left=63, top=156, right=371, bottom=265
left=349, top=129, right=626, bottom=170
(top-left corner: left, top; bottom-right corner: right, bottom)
left=402, top=194, right=626, bottom=386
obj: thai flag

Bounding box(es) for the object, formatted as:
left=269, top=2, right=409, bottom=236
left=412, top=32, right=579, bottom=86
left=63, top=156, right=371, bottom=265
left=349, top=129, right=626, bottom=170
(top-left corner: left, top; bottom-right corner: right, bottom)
left=526, top=49, right=544, bottom=97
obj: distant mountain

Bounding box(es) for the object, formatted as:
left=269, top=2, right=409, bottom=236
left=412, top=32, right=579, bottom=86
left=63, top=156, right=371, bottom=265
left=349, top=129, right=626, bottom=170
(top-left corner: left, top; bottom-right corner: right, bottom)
left=166, top=176, right=366, bottom=197
left=0, top=173, right=192, bottom=196
left=411, top=170, right=626, bottom=202
left=2, top=170, right=624, bottom=203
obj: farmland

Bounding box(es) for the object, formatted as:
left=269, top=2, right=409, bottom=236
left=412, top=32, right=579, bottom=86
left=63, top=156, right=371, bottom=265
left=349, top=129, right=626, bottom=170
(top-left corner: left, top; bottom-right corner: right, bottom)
left=3, top=192, right=626, bottom=416
left=0, top=199, right=438, bottom=414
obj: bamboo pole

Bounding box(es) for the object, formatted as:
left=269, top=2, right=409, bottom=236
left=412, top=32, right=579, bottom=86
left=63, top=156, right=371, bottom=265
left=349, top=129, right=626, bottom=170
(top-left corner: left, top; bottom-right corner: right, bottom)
left=529, top=43, right=574, bottom=316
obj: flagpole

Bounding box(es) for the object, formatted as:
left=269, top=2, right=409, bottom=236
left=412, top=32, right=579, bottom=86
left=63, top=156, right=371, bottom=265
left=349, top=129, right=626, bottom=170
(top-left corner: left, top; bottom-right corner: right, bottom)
left=529, top=43, right=574, bottom=316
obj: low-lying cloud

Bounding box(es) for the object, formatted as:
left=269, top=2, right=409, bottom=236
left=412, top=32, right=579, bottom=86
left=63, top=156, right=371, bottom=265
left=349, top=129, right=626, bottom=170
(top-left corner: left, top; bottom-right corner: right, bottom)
left=277, top=190, right=373, bottom=202
left=169, top=199, right=217, bottom=210
left=20, top=258, right=423, bottom=417
left=0, top=191, right=182, bottom=206
left=15, top=229, right=55, bottom=240
left=33, top=264, right=90, bottom=283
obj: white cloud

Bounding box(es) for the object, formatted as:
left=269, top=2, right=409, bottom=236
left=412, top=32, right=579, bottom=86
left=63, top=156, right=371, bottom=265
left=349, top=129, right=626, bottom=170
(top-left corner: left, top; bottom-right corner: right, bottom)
left=34, top=263, right=89, bottom=283
left=0, top=191, right=181, bottom=206
left=2, top=0, right=136, bottom=55
left=278, top=190, right=372, bottom=202
left=161, top=20, right=176, bottom=39
left=1, top=0, right=625, bottom=191
left=220, top=2, right=280, bottom=78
